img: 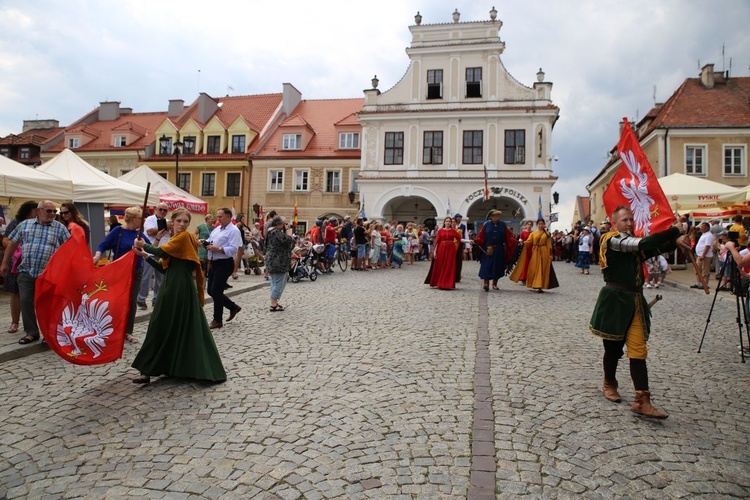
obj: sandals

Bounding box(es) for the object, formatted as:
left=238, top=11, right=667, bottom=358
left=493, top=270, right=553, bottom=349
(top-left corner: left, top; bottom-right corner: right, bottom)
left=18, top=335, right=36, bottom=345
left=7, top=323, right=19, bottom=333
left=125, top=334, right=139, bottom=344
left=232, top=274, right=239, bottom=280
left=132, top=375, right=151, bottom=384
left=269, top=304, right=285, bottom=312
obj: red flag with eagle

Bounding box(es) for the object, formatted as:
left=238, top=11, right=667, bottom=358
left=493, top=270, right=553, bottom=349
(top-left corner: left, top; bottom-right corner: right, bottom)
left=35, top=223, right=133, bottom=365
left=603, top=118, right=674, bottom=236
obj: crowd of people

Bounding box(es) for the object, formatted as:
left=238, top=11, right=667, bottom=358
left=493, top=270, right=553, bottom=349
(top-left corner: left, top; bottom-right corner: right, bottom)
left=2, top=198, right=745, bottom=414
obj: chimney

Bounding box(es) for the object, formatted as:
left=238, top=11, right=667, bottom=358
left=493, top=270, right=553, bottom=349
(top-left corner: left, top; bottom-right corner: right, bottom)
left=197, top=93, right=219, bottom=123
left=22, top=119, right=60, bottom=133
left=700, top=63, right=715, bottom=89
left=99, top=101, right=121, bottom=121
left=168, top=99, right=185, bottom=117
left=281, top=83, right=302, bottom=116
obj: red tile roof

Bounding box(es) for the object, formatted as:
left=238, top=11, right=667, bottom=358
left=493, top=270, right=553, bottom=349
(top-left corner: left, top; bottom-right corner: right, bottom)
left=255, top=98, right=364, bottom=159
left=0, top=127, right=64, bottom=146
left=640, top=76, right=750, bottom=135
left=593, top=75, right=750, bottom=186
left=176, top=93, right=283, bottom=132
left=46, top=111, right=167, bottom=153
left=280, top=114, right=312, bottom=128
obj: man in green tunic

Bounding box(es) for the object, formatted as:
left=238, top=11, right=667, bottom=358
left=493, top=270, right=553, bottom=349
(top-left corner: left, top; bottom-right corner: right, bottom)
left=589, top=206, right=690, bottom=419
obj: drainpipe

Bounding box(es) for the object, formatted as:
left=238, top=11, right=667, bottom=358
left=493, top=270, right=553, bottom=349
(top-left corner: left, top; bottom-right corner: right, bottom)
left=663, top=128, right=669, bottom=177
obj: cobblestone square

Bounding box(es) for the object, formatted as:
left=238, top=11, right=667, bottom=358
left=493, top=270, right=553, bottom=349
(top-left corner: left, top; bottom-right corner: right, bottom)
left=0, top=261, right=748, bottom=498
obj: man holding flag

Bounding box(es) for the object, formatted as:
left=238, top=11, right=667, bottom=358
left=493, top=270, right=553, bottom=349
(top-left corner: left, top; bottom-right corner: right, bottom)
left=589, top=119, right=691, bottom=419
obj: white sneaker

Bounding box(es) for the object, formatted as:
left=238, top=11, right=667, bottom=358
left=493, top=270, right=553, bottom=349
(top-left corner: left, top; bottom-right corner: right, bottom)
left=655, top=283, right=660, bottom=288
left=646, top=283, right=653, bottom=288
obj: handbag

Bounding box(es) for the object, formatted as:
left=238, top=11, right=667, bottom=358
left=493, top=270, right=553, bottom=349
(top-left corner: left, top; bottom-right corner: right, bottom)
left=244, top=243, right=255, bottom=258
left=486, top=245, right=495, bottom=256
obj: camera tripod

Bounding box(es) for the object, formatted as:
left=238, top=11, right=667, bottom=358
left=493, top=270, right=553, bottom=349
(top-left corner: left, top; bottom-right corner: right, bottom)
left=697, top=255, right=750, bottom=362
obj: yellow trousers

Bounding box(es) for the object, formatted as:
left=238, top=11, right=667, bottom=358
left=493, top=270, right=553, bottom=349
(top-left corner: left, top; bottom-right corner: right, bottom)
left=625, top=299, right=648, bottom=359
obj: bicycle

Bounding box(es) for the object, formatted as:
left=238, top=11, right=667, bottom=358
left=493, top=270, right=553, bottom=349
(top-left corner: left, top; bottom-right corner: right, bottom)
left=334, top=240, right=349, bottom=272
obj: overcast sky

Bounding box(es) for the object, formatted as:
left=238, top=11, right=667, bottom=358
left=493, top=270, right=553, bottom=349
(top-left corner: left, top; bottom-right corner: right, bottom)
left=1, top=0, right=749, bottom=228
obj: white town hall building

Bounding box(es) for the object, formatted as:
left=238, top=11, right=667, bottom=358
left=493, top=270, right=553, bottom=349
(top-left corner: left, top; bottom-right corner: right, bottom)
left=357, top=8, right=559, bottom=232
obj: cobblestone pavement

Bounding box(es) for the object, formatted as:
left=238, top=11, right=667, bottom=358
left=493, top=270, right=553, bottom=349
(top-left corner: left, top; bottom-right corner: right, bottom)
left=0, top=260, right=748, bottom=498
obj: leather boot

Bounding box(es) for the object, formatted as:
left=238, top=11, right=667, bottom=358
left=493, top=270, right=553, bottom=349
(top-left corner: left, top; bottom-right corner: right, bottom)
left=602, top=379, right=622, bottom=403
left=631, top=390, right=668, bottom=419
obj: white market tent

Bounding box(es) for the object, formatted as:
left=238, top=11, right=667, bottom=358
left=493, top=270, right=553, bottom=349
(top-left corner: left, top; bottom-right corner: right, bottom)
left=37, top=149, right=159, bottom=206
left=119, top=164, right=208, bottom=214
left=657, top=173, right=746, bottom=211
left=0, top=154, right=74, bottom=200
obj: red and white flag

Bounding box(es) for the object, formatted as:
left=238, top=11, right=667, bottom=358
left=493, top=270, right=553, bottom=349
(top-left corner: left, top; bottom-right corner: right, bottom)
left=483, top=165, right=490, bottom=201
left=603, top=118, right=674, bottom=236
left=35, top=223, right=134, bottom=365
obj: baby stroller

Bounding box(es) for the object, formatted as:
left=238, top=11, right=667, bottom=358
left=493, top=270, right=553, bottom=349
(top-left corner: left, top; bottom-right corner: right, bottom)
left=244, top=239, right=264, bottom=275
left=289, top=244, right=318, bottom=283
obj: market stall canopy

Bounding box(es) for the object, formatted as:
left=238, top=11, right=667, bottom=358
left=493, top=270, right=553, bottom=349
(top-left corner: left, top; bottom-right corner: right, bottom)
left=37, top=149, right=159, bottom=206
left=0, top=155, right=74, bottom=200
left=657, top=173, right=746, bottom=211
left=689, top=205, right=750, bottom=219
left=119, top=164, right=208, bottom=214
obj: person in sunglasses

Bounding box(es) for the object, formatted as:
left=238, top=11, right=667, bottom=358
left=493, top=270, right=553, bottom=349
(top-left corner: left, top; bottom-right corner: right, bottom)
left=137, top=203, right=171, bottom=309
left=0, top=200, right=69, bottom=345
left=59, top=202, right=91, bottom=244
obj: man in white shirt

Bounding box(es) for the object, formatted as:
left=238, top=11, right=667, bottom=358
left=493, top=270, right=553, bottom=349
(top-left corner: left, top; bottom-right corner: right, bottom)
left=692, top=222, right=715, bottom=289
left=206, top=207, right=243, bottom=329
left=137, top=203, right=171, bottom=308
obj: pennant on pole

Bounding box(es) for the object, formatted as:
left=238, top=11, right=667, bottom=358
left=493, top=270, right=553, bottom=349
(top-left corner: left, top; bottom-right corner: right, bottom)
left=359, top=194, right=366, bottom=219
left=603, top=118, right=674, bottom=236
left=293, top=197, right=298, bottom=231
left=446, top=196, right=452, bottom=217
left=35, top=223, right=134, bottom=365
left=483, top=165, right=490, bottom=201
left=537, top=195, right=544, bottom=220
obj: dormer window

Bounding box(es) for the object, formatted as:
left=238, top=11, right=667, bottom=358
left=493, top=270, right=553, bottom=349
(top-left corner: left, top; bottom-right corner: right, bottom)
left=19, top=147, right=30, bottom=160
left=114, top=136, right=127, bottom=147
left=0, top=148, right=9, bottom=157
left=427, top=70, right=443, bottom=99
left=206, top=136, right=221, bottom=154
left=283, top=134, right=302, bottom=150
left=231, top=135, right=245, bottom=154
left=466, top=67, right=482, bottom=98
left=159, top=137, right=172, bottom=154
left=68, top=138, right=79, bottom=149
left=183, top=136, right=196, bottom=154
left=339, top=132, right=359, bottom=150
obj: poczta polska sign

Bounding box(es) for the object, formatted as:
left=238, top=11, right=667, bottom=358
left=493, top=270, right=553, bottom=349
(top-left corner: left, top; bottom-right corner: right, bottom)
left=464, top=186, right=529, bottom=206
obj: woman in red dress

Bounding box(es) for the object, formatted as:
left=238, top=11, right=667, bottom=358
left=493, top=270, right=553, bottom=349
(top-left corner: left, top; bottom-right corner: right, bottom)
left=429, top=217, right=462, bottom=290
left=509, top=220, right=534, bottom=285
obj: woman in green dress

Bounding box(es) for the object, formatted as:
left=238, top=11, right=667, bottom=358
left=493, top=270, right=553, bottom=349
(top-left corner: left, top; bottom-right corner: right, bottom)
left=131, top=208, right=226, bottom=384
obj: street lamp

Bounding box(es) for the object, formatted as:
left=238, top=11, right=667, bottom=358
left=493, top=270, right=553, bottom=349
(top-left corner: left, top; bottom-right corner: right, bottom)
left=159, top=135, right=195, bottom=186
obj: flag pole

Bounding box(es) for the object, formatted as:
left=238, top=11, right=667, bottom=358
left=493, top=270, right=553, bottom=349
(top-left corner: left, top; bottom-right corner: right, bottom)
left=139, top=182, right=151, bottom=237
left=687, top=251, right=710, bottom=294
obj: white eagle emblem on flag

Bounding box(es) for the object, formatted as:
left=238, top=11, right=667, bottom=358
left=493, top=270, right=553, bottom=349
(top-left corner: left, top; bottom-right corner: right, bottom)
left=56, top=282, right=115, bottom=359
left=618, top=149, right=654, bottom=235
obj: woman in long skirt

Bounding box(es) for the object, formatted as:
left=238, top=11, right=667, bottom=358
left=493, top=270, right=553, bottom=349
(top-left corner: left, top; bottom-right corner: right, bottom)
left=131, top=208, right=226, bottom=384
left=428, top=217, right=461, bottom=290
